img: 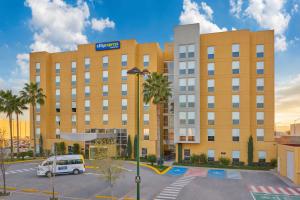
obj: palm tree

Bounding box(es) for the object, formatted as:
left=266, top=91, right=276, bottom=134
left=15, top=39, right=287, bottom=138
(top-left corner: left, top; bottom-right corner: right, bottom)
left=20, top=82, right=46, bottom=158
left=143, top=72, right=172, bottom=159
left=0, top=90, right=17, bottom=159
left=14, top=97, right=27, bottom=157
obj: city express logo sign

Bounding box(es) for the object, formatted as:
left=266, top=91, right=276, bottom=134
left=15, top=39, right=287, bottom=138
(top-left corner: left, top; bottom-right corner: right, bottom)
left=95, top=41, right=120, bottom=51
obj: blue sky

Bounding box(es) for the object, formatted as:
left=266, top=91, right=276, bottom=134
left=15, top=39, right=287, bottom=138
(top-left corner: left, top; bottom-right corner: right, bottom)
left=0, top=0, right=299, bottom=127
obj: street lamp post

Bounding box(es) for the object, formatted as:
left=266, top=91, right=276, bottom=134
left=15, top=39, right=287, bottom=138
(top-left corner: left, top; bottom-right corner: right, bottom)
left=127, top=67, right=149, bottom=200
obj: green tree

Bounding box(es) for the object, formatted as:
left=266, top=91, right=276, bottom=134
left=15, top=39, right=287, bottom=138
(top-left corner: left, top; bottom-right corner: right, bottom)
left=59, top=142, right=66, bottom=155
left=248, top=135, right=254, bottom=165
left=143, top=72, right=172, bottom=159
left=133, top=134, right=137, bottom=159
left=126, top=135, right=132, bottom=159
left=39, top=135, right=44, bottom=156
left=73, top=143, right=80, bottom=154
left=14, top=97, right=27, bottom=157
left=0, top=128, right=10, bottom=196
left=20, top=82, right=46, bottom=158
left=147, top=154, right=157, bottom=166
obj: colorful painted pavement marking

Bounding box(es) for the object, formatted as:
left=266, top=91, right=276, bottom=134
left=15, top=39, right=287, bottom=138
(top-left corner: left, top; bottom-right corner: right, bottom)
left=207, top=169, right=226, bottom=179
left=184, top=168, right=207, bottom=177
left=226, top=170, right=242, bottom=179
left=166, top=167, right=188, bottom=176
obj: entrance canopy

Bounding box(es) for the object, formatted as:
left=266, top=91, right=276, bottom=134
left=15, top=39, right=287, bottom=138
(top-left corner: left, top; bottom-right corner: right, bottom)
left=60, top=133, right=116, bottom=142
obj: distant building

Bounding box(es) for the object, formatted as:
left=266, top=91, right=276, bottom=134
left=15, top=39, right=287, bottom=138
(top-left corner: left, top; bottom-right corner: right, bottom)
left=290, top=123, right=300, bottom=136
left=0, top=119, right=30, bottom=139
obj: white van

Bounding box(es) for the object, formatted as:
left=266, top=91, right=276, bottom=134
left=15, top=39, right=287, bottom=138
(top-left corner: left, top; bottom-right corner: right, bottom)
left=37, top=155, right=85, bottom=177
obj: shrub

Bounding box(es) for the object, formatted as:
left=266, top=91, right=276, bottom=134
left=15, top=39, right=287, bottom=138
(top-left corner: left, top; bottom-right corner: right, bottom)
left=73, top=143, right=80, bottom=154
left=270, top=158, right=277, bottom=167
left=191, top=154, right=201, bottom=164
left=27, top=150, right=33, bottom=157
left=199, top=153, right=208, bottom=164
left=19, top=152, right=27, bottom=160
left=147, top=154, right=157, bottom=166
left=219, top=157, right=230, bottom=166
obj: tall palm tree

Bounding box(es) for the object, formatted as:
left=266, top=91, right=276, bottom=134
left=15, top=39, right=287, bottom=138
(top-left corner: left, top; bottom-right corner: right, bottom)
left=20, top=82, right=46, bottom=158
left=143, top=72, right=172, bottom=159
left=0, top=90, right=17, bottom=159
left=14, top=97, right=27, bottom=157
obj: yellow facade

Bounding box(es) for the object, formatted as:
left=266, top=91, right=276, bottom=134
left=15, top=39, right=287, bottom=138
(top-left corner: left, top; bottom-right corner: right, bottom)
left=278, top=144, right=300, bottom=185
left=30, top=25, right=275, bottom=162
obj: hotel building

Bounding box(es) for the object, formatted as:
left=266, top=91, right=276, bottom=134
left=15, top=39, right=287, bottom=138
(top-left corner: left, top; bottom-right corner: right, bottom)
left=30, top=23, right=276, bottom=163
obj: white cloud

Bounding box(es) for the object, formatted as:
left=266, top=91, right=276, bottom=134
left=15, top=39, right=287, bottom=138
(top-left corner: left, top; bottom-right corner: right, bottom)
left=230, top=0, right=243, bottom=18
left=91, top=18, right=115, bottom=32
left=244, top=0, right=291, bottom=52
left=275, top=74, right=300, bottom=125
left=291, top=3, right=299, bottom=15
left=179, top=0, right=227, bottom=34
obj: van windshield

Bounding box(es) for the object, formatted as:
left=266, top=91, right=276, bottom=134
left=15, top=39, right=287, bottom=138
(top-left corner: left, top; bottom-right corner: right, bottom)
left=42, top=161, right=53, bottom=166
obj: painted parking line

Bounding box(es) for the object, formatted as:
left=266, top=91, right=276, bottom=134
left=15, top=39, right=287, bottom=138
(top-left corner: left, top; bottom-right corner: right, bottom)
left=5, top=167, right=36, bottom=175
left=207, top=169, right=226, bottom=179
left=226, top=170, right=241, bottom=179
left=185, top=168, right=207, bottom=177
left=251, top=192, right=300, bottom=200
left=249, top=185, right=300, bottom=196
left=166, top=167, right=188, bottom=176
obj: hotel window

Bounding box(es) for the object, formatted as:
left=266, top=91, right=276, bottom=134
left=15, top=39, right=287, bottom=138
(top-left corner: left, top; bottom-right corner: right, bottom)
left=256, top=78, right=264, bottom=91
left=179, top=62, right=186, bottom=75
left=188, top=61, right=195, bottom=74
left=144, top=102, right=150, bottom=111
left=232, top=95, right=240, bottom=108
left=56, top=89, right=60, bottom=101
left=208, top=63, right=214, bottom=76
left=187, top=128, right=195, bottom=141
left=256, top=61, right=264, bottom=74
left=72, top=75, right=76, bottom=86
left=187, top=112, right=195, bottom=124
left=179, top=128, right=186, bottom=141
left=71, top=61, right=76, bottom=73
left=103, top=85, right=108, bottom=96
left=72, top=114, right=76, bottom=125
left=121, top=70, right=127, bottom=81
left=232, top=61, right=240, bottom=74
left=71, top=88, right=76, bottom=100
left=232, top=78, right=240, bottom=92
left=103, top=114, right=108, bottom=125
left=232, top=44, right=240, bottom=57
left=208, top=79, right=215, bottom=92
left=188, top=44, right=195, bottom=58
left=72, top=129, right=76, bottom=133
left=55, top=102, right=60, bottom=112
left=256, top=112, right=264, bottom=125
left=143, top=55, right=149, bottom=67
left=232, top=129, right=240, bottom=141
left=207, top=129, right=215, bottom=141
left=36, top=115, right=41, bottom=124
left=121, top=84, right=127, bottom=96
left=179, top=79, right=187, bottom=91
left=208, top=112, right=215, bottom=125
left=72, top=101, right=76, bottom=112
left=55, top=115, right=60, bottom=125
left=102, top=71, right=108, bottom=82
left=232, top=151, right=240, bottom=163
left=258, top=151, right=266, bottom=162
left=187, top=78, right=195, bottom=91
left=122, top=114, right=127, bottom=125
left=55, top=63, right=60, bottom=74
left=232, top=112, right=240, bottom=125
left=142, top=148, right=147, bottom=158
left=85, top=72, right=90, bottom=84
left=84, top=86, right=90, bottom=97
left=179, top=95, right=186, bottom=108
left=85, top=114, right=90, bottom=125
left=122, top=54, right=127, bottom=66
left=85, top=100, right=90, bottom=112
left=103, top=100, right=108, bottom=111
left=102, top=56, right=108, bottom=68
left=36, top=128, right=41, bottom=137
left=256, top=128, right=264, bottom=141
left=85, top=57, right=90, bottom=69
left=208, top=150, right=215, bottom=161
left=55, top=76, right=60, bottom=87
left=256, top=95, right=264, bottom=108
left=36, top=63, right=40, bottom=74
left=144, top=129, right=150, bottom=140
left=208, top=96, right=215, bottom=109
left=187, top=95, right=195, bottom=108
left=184, top=149, right=191, bottom=160
left=36, top=76, right=40, bottom=85
left=179, top=112, right=186, bottom=125
left=207, top=46, right=215, bottom=59
left=56, top=129, right=60, bottom=139
left=256, top=44, right=264, bottom=58
left=144, top=114, right=149, bottom=125
left=121, top=99, right=127, bottom=110
left=36, top=103, right=40, bottom=113
left=179, top=45, right=186, bottom=59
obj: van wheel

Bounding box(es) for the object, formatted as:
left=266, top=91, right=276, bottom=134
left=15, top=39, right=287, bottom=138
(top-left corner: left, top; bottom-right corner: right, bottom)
left=73, top=169, right=79, bottom=175
left=46, top=171, right=53, bottom=177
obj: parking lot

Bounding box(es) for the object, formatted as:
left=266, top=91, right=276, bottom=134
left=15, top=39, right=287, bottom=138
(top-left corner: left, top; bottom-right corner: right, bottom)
left=1, top=161, right=299, bottom=200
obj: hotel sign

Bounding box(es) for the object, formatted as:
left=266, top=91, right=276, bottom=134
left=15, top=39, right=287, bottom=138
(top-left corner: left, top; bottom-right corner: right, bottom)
left=95, top=41, right=120, bottom=51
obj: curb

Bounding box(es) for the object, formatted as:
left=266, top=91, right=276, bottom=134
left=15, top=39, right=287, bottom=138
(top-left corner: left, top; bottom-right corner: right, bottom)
left=21, top=188, right=39, bottom=193
left=129, top=161, right=171, bottom=175
left=5, top=158, right=44, bottom=165
left=95, top=195, right=117, bottom=199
